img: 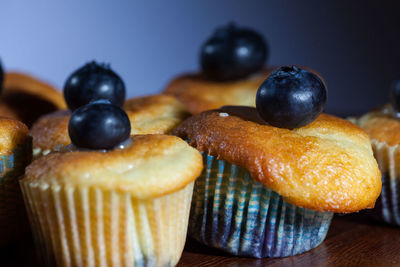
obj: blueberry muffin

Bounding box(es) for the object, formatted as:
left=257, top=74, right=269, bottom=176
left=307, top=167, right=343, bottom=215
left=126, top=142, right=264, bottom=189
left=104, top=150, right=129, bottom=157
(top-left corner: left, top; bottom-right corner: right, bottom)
left=21, top=101, right=203, bottom=266
left=0, top=60, right=66, bottom=126
left=352, top=78, right=400, bottom=225
left=31, top=94, right=189, bottom=158
left=164, top=23, right=274, bottom=114
left=173, top=66, right=381, bottom=258
left=31, top=61, right=189, bottom=158
left=0, top=117, right=32, bottom=246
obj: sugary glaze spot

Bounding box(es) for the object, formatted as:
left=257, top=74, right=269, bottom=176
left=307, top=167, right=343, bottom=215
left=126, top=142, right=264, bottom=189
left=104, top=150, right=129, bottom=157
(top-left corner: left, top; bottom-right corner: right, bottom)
left=173, top=106, right=381, bottom=213
left=0, top=117, right=30, bottom=154
left=23, top=135, right=203, bottom=199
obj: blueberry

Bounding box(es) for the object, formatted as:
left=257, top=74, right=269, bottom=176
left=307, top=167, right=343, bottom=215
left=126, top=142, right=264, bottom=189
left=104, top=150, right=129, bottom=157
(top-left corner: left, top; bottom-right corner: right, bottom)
left=68, top=100, right=131, bottom=150
left=256, top=66, right=327, bottom=129
left=391, top=77, right=400, bottom=114
left=200, top=23, right=268, bottom=81
left=0, top=60, right=3, bottom=94
left=64, top=61, right=125, bottom=111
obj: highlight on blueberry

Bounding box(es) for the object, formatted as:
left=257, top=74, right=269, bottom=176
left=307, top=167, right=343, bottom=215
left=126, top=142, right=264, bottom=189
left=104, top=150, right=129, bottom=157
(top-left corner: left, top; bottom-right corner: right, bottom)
left=390, top=77, right=400, bottom=115
left=64, top=61, right=126, bottom=111
left=200, top=22, right=268, bottom=81
left=68, top=100, right=131, bottom=150
left=256, top=66, right=327, bottom=129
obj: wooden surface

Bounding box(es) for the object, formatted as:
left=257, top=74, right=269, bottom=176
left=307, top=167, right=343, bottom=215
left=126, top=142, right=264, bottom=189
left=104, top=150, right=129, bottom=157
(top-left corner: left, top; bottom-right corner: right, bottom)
left=2, top=213, right=400, bottom=267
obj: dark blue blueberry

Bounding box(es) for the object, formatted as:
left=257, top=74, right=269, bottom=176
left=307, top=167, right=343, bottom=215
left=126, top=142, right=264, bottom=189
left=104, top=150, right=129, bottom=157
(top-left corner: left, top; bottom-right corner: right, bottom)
left=64, top=61, right=126, bottom=111
left=200, top=23, right=268, bottom=81
left=256, top=66, right=327, bottom=129
left=391, top=77, right=400, bottom=114
left=68, top=100, right=131, bottom=150
left=0, top=59, right=3, bottom=94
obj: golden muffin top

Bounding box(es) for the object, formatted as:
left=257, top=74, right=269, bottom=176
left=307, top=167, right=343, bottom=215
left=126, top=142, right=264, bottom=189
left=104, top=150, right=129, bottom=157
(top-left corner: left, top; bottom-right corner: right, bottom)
left=123, top=94, right=189, bottom=134
left=355, top=105, right=400, bottom=147
left=163, top=69, right=272, bottom=114
left=4, top=72, right=66, bottom=109
left=30, top=110, right=70, bottom=153
left=173, top=106, right=381, bottom=213
left=0, top=72, right=66, bottom=127
left=30, top=94, right=189, bottom=155
left=23, top=134, right=203, bottom=199
left=0, top=117, right=30, bottom=154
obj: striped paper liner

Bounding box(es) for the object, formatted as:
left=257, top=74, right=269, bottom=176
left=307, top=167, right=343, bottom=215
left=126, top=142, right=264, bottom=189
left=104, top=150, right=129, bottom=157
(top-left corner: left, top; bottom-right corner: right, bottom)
left=20, top=180, right=194, bottom=267
left=0, top=140, right=31, bottom=246
left=189, top=153, right=333, bottom=258
left=367, top=139, right=400, bottom=225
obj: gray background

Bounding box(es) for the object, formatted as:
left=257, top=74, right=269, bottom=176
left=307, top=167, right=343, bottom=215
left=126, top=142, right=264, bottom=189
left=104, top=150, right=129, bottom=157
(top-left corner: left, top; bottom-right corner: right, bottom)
left=1, top=1, right=399, bottom=116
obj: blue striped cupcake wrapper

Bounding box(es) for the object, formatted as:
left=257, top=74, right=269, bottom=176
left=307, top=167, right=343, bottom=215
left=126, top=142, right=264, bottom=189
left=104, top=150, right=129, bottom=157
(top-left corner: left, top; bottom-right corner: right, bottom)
left=189, top=153, right=333, bottom=258
left=0, top=139, right=32, bottom=246
left=367, top=140, right=400, bottom=225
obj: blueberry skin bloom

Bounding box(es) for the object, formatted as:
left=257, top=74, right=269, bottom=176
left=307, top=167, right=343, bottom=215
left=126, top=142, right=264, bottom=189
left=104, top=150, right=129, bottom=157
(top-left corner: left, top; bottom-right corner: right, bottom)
left=391, top=76, right=400, bottom=114
left=256, top=66, right=327, bottom=129
left=64, top=61, right=126, bottom=111
left=200, top=23, right=268, bottom=81
left=68, top=100, right=131, bottom=150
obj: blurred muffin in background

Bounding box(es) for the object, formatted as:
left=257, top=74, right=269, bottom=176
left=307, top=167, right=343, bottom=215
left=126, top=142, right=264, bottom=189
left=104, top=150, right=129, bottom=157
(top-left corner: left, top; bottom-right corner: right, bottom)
left=1, top=70, right=66, bottom=127
left=164, top=22, right=274, bottom=114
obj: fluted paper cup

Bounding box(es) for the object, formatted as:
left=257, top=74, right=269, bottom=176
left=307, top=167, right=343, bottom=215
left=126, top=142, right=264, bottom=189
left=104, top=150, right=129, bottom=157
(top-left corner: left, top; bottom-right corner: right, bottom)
left=366, top=139, right=400, bottom=225
left=189, top=153, right=333, bottom=258
left=20, top=179, right=194, bottom=267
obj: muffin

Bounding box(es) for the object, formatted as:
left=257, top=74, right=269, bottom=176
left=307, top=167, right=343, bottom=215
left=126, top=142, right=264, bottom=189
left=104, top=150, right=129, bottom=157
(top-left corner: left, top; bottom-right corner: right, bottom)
left=21, top=101, right=203, bottom=266
left=0, top=117, right=32, bottom=246
left=352, top=104, right=400, bottom=225
left=164, top=71, right=272, bottom=114
left=164, top=23, right=274, bottom=114
left=173, top=66, right=381, bottom=258
left=1, top=71, right=66, bottom=127
left=31, top=94, right=189, bottom=158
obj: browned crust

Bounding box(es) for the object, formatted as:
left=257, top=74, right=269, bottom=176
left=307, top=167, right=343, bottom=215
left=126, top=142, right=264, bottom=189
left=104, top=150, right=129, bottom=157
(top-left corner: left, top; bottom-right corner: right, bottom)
left=172, top=106, right=381, bottom=213
left=0, top=117, right=30, bottom=154
left=1, top=72, right=66, bottom=127
left=30, top=110, right=71, bottom=151
left=356, top=106, right=400, bottom=147
left=163, top=69, right=273, bottom=114
left=4, top=72, right=66, bottom=109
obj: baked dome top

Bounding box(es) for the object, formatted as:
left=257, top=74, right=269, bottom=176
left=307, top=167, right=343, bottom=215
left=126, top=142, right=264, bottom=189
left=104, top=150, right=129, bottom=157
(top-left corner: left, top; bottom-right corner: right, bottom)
left=124, top=94, right=189, bottom=134
left=173, top=106, right=381, bottom=213
left=163, top=70, right=272, bottom=114
left=355, top=105, right=400, bottom=147
left=0, top=72, right=65, bottom=127
left=30, top=94, right=189, bottom=154
left=23, top=135, right=203, bottom=199
left=30, top=110, right=70, bottom=153
left=0, top=117, right=30, bottom=154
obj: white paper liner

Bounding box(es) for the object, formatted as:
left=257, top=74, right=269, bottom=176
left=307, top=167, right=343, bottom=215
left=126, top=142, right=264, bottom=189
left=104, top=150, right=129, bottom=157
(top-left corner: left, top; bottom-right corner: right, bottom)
left=20, top=180, right=194, bottom=267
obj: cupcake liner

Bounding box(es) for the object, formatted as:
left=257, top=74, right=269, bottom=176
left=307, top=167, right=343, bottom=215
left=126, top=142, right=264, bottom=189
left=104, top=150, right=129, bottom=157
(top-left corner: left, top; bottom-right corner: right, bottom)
left=189, top=153, right=333, bottom=258
left=367, top=139, right=400, bottom=225
left=20, top=180, right=194, bottom=267
left=0, top=140, right=31, bottom=246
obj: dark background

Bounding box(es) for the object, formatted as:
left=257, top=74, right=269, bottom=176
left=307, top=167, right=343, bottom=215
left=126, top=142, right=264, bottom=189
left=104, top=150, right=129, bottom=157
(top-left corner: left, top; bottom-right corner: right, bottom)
left=1, top=1, right=399, bottom=116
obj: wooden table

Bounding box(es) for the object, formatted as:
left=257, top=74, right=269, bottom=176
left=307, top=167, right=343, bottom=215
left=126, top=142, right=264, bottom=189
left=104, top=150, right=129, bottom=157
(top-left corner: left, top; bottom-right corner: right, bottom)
left=3, top=213, right=399, bottom=267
